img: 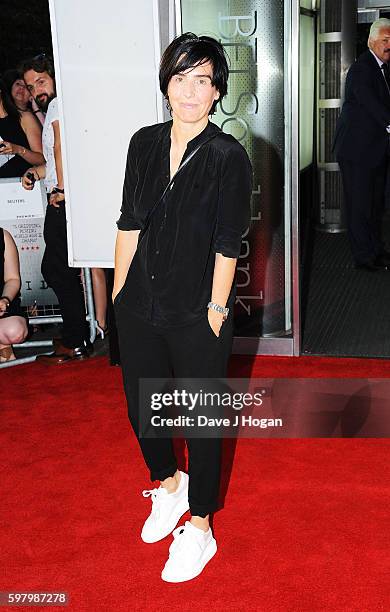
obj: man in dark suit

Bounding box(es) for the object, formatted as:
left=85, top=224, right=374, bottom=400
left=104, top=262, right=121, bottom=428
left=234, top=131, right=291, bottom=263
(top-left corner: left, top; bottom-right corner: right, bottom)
left=334, top=18, right=390, bottom=271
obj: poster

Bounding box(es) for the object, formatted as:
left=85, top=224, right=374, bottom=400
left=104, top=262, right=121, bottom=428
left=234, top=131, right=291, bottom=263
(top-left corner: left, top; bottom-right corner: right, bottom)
left=0, top=178, right=57, bottom=307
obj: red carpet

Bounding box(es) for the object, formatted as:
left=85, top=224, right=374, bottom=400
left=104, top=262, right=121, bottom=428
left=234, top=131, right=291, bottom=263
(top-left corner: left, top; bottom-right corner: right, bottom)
left=1, top=355, right=390, bottom=611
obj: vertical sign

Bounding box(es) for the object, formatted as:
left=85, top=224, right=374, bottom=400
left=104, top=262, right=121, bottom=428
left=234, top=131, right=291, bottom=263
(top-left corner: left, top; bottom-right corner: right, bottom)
left=182, top=0, right=287, bottom=337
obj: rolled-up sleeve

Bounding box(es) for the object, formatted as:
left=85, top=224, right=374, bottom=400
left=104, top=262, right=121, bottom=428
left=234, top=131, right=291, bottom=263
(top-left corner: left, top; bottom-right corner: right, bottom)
left=116, top=133, right=142, bottom=231
left=213, top=144, right=252, bottom=258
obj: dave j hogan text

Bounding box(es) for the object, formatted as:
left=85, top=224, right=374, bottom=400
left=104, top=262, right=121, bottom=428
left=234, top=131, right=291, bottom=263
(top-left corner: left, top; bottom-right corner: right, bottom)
left=150, top=415, right=283, bottom=429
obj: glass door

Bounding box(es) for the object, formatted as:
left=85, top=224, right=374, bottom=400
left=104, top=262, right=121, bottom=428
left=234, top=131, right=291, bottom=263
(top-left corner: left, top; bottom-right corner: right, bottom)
left=178, top=0, right=300, bottom=355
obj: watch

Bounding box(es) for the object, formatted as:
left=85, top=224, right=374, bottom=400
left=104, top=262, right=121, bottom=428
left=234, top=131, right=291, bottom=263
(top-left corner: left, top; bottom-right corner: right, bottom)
left=207, top=301, right=229, bottom=319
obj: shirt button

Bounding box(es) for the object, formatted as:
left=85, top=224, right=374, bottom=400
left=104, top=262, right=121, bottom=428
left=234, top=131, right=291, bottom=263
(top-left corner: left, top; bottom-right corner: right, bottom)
left=155, top=250, right=159, bottom=255
left=151, top=274, right=155, bottom=280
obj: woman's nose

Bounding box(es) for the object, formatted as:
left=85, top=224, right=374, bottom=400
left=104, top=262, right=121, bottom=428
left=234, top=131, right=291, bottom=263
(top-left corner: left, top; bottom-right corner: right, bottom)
left=183, top=80, right=195, bottom=97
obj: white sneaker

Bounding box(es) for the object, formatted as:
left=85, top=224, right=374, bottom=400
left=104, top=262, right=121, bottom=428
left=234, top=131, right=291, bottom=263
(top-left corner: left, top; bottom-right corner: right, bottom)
left=141, top=471, right=189, bottom=543
left=161, top=521, right=217, bottom=582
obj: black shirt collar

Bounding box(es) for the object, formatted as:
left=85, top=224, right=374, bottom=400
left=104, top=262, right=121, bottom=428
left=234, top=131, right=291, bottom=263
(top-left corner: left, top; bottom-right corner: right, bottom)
left=186, top=120, right=221, bottom=151
left=161, top=120, right=221, bottom=152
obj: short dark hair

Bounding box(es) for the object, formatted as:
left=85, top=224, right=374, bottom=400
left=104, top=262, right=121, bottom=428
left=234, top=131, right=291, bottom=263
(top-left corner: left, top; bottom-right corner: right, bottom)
left=159, top=32, right=229, bottom=115
left=18, top=54, right=55, bottom=82
left=0, top=77, right=21, bottom=122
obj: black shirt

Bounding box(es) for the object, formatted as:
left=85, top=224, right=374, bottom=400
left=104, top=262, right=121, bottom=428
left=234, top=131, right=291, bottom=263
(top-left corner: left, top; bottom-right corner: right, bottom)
left=116, top=120, right=252, bottom=327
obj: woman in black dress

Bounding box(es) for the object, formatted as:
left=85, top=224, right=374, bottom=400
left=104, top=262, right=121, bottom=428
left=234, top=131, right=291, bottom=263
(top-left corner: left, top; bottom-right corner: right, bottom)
left=0, top=228, right=28, bottom=362
left=113, top=33, right=252, bottom=582
left=0, top=77, right=44, bottom=178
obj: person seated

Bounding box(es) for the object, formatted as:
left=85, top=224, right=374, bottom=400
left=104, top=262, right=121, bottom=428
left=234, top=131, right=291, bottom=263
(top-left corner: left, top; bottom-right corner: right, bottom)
left=0, top=228, right=28, bottom=362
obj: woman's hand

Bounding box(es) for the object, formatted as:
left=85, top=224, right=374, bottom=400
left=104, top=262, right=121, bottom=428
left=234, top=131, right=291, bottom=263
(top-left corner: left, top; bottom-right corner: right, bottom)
left=49, top=191, right=65, bottom=208
left=21, top=168, right=40, bottom=190
left=0, top=141, right=23, bottom=156
left=112, top=286, right=123, bottom=304
left=30, top=97, right=40, bottom=112
left=207, top=308, right=224, bottom=337
left=0, top=298, right=9, bottom=317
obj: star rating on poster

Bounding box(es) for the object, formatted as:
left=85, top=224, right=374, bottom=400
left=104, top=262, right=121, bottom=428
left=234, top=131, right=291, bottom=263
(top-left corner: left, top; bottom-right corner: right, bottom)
left=20, top=246, right=40, bottom=251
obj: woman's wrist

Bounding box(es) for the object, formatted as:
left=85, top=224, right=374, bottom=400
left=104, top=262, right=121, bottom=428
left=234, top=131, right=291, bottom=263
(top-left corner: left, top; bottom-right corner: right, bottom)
left=18, top=146, right=27, bottom=157
left=208, top=301, right=229, bottom=320
left=0, top=295, right=11, bottom=307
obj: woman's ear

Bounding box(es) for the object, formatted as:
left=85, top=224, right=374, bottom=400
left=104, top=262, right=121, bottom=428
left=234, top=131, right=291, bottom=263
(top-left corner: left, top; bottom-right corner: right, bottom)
left=165, top=95, right=172, bottom=115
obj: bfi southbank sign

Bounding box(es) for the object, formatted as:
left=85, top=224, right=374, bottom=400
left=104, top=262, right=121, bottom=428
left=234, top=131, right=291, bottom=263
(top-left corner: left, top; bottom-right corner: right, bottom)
left=215, top=6, right=286, bottom=336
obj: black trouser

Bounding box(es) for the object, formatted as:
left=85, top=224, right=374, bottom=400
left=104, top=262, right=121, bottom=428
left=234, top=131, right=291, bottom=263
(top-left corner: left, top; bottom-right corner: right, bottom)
left=114, top=304, right=234, bottom=518
left=339, top=158, right=388, bottom=265
left=41, top=202, right=88, bottom=348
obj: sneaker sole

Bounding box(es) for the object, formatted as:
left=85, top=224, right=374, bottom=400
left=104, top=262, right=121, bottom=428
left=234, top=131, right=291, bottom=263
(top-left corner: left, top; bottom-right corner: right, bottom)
left=161, top=538, right=217, bottom=582
left=141, top=493, right=190, bottom=544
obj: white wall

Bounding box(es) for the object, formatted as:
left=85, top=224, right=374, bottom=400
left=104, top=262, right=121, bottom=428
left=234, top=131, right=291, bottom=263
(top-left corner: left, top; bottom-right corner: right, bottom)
left=49, top=0, right=168, bottom=267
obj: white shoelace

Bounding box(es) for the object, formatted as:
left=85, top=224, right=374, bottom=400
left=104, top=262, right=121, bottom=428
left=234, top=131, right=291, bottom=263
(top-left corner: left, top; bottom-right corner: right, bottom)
left=142, top=487, right=167, bottom=518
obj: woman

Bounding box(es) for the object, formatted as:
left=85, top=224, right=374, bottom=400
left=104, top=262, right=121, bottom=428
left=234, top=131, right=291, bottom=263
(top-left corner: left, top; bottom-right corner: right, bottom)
left=0, top=228, right=28, bottom=362
left=0, top=77, right=44, bottom=178
left=2, top=69, right=45, bottom=125
left=113, top=33, right=252, bottom=582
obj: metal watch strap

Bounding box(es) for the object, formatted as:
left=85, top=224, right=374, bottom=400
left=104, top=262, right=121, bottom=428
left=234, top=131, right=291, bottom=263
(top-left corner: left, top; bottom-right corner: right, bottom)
left=207, top=301, right=229, bottom=317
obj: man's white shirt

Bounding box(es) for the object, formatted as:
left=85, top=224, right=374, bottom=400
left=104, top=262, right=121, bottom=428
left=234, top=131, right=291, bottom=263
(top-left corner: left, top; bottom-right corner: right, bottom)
left=42, top=97, right=59, bottom=193
left=369, top=48, right=390, bottom=133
